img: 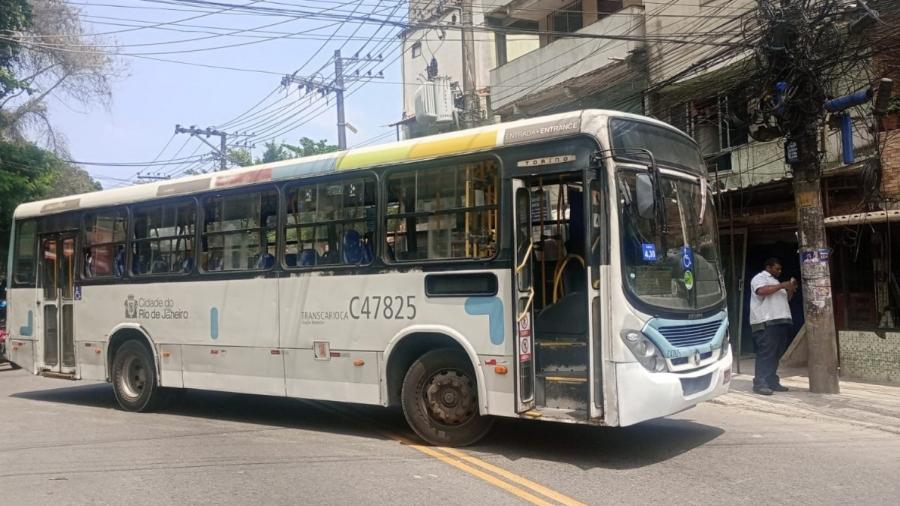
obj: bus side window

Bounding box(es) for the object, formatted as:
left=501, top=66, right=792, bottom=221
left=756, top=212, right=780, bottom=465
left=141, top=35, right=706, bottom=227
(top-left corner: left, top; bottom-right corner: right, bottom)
left=201, top=189, right=277, bottom=272
left=12, top=220, right=37, bottom=286
left=283, top=176, right=375, bottom=268
left=83, top=208, right=127, bottom=279
left=132, top=200, right=196, bottom=276
left=385, top=160, right=498, bottom=262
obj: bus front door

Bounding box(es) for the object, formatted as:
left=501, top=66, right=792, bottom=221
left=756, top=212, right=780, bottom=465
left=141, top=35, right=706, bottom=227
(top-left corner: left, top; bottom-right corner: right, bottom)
left=512, top=179, right=536, bottom=413
left=38, top=233, right=77, bottom=375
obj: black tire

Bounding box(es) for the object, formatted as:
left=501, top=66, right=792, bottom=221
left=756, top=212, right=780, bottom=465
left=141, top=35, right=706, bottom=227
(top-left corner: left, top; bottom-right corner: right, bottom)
left=401, top=348, right=494, bottom=447
left=111, top=340, right=170, bottom=412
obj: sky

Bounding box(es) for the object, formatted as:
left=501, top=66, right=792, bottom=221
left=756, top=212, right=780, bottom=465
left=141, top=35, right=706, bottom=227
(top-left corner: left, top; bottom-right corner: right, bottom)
left=47, top=0, right=406, bottom=189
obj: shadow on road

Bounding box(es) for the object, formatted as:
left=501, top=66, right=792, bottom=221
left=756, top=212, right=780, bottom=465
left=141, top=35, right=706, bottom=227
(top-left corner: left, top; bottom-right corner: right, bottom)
left=12, top=381, right=723, bottom=470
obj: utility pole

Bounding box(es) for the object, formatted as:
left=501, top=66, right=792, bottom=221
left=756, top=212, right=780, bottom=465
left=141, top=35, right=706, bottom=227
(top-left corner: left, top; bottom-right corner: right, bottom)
left=282, top=52, right=383, bottom=150
left=460, top=0, right=478, bottom=129
left=753, top=0, right=881, bottom=393
left=174, top=125, right=254, bottom=171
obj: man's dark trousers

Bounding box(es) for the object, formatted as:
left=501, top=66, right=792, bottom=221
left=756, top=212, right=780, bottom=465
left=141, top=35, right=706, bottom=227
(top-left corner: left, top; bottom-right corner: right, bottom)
left=752, top=323, right=791, bottom=388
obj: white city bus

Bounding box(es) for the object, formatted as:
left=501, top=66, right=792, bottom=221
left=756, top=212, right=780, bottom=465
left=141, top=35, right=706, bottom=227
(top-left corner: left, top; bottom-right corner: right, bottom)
left=5, top=110, right=731, bottom=446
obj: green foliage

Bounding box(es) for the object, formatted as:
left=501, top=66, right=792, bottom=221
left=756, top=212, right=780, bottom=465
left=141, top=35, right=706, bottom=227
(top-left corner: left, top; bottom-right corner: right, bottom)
left=44, top=164, right=102, bottom=198
left=227, top=147, right=253, bottom=167
left=282, top=137, right=338, bottom=158
left=0, top=0, right=33, bottom=98
left=258, top=141, right=289, bottom=164
left=0, top=140, right=57, bottom=266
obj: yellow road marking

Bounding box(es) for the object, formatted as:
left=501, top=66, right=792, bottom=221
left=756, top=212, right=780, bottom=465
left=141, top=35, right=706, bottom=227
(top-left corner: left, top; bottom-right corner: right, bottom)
left=439, top=447, right=587, bottom=506
left=397, top=437, right=555, bottom=506
left=306, top=400, right=584, bottom=506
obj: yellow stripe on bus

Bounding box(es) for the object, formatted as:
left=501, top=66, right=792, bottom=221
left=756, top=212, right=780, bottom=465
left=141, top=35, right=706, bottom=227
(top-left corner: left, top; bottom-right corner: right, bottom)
left=407, top=129, right=498, bottom=159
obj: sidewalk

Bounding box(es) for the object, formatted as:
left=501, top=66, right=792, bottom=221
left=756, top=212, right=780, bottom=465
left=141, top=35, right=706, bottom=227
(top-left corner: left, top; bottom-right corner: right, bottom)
left=713, top=358, right=900, bottom=435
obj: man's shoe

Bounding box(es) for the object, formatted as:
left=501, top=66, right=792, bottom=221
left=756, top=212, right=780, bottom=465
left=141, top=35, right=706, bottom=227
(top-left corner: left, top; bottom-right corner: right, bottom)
left=769, top=385, right=789, bottom=392
left=753, top=386, right=774, bottom=396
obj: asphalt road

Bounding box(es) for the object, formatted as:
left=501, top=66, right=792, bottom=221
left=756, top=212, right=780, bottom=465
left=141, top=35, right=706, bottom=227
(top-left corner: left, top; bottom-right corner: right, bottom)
left=1, top=365, right=898, bottom=506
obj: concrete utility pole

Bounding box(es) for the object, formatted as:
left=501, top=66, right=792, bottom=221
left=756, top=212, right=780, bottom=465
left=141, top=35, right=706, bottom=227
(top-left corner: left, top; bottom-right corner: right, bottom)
left=281, top=52, right=383, bottom=150
left=460, top=0, right=479, bottom=129
left=334, top=49, right=347, bottom=150
left=174, top=125, right=230, bottom=171
left=754, top=0, right=871, bottom=393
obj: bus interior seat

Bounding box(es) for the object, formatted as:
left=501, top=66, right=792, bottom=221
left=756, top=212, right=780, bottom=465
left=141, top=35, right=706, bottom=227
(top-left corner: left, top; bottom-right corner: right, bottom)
left=151, top=259, right=168, bottom=273
left=256, top=253, right=275, bottom=269
left=299, top=249, right=317, bottom=266
left=114, top=248, right=126, bottom=276
left=342, top=229, right=367, bottom=265
left=284, top=253, right=298, bottom=267
left=562, top=257, right=585, bottom=295
left=181, top=257, right=194, bottom=273
left=535, top=290, right=587, bottom=340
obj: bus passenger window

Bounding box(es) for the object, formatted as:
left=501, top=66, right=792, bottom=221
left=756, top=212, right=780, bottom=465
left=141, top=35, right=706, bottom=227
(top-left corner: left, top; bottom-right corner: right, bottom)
left=83, top=209, right=127, bottom=278
left=385, top=160, right=498, bottom=261
left=201, top=190, right=277, bottom=272
left=132, top=201, right=196, bottom=276
left=284, top=177, right=376, bottom=268
left=12, top=220, right=37, bottom=286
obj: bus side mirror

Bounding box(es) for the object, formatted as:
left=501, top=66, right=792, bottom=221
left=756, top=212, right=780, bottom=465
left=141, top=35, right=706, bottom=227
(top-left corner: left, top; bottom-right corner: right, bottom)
left=635, top=173, right=655, bottom=220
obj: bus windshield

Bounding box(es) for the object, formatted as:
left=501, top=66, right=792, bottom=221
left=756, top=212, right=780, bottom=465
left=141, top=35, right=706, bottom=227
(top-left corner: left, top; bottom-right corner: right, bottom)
left=617, top=170, right=724, bottom=312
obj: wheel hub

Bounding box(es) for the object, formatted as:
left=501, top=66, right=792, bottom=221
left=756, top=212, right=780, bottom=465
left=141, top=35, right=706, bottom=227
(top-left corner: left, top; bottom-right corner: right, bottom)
left=121, top=354, right=146, bottom=399
left=425, top=370, right=475, bottom=426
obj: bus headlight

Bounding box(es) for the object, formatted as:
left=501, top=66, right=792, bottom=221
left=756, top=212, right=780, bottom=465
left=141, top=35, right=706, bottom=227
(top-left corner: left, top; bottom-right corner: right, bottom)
left=621, top=330, right=667, bottom=373
left=720, top=331, right=731, bottom=360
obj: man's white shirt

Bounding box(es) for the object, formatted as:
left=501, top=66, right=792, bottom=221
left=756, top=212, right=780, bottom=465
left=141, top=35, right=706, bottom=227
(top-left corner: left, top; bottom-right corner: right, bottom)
left=749, top=270, right=792, bottom=325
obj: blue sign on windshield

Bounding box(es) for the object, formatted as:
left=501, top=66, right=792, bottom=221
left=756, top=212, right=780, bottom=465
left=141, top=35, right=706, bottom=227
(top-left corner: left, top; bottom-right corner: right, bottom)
left=682, top=246, right=694, bottom=270
left=642, top=243, right=657, bottom=262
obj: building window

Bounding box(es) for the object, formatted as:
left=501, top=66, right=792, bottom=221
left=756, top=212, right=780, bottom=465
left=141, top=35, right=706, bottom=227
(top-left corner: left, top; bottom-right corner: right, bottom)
left=132, top=200, right=196, bottom=275
left=385, top=160, right=498, bottom=261
left=284, top=177, right=376, bottom=268
left=201, top=190, right=278, bottom=272
left=411, top=42, right=422, bottom=58
left=83, top=209, right=127, bottom=278
left=549, top=2, right=584, bottom=43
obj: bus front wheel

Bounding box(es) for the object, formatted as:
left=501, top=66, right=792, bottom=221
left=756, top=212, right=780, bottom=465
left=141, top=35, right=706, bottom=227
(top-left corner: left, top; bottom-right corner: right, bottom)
left=111, top=340, right=170, bottom=412
left=401, top=348, right=493, bottom=447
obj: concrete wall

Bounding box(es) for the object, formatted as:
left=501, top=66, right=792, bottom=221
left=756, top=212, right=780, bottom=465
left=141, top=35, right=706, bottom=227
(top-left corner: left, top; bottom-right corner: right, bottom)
left=401, top=4, right=497, bottom=119
left=489, top=6, right=644, bottom=112
left=839, top=330, right=900, bottom=385
left=645, top=0, right=755, bottom=85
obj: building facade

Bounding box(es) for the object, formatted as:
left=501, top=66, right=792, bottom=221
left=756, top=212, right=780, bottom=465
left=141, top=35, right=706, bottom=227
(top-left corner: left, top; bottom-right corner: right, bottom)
left=398, top=0, right=900, bottom=381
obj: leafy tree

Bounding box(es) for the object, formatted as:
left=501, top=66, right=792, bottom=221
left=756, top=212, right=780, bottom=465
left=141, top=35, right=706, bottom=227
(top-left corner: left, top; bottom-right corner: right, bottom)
left=227, top=148, right=253, bottom=167
left=258, top=141, right=289, bottom=164
left=0, top=0, right=32, bottom=99
left=1, top=0, right=119, bottom=147
left=282, top=137, right=338, bottom=158
left=45, top=164, right=101, bottom=198
left=0, top=139, right=77, bottom=266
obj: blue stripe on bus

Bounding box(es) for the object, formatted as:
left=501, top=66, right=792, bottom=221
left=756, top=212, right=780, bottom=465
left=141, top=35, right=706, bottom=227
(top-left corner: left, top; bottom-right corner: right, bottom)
left=464, top=297, right=504, bottom=345
left=210, top=307, right=219, bottom=340
left=19, top=310, right=33, bottom=337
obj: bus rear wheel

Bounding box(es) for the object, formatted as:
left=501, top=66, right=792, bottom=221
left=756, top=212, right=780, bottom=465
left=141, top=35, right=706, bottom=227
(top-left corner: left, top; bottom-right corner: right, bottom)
left=111, top=340, right=169, bottom=412
left=401, top=348, right=493, bottom=447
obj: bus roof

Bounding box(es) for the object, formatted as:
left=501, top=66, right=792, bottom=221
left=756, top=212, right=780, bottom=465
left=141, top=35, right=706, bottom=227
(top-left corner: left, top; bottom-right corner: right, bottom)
left=14, top=109, right=682, bottom=219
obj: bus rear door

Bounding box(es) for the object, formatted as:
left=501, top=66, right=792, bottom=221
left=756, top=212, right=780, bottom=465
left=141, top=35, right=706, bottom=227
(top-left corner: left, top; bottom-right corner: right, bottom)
left=38, top=232, right=77, bottom=375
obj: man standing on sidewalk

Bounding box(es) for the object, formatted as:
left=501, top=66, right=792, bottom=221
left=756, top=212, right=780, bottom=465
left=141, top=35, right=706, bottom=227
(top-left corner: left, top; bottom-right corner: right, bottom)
left=749, top=258, right=797, bottom=395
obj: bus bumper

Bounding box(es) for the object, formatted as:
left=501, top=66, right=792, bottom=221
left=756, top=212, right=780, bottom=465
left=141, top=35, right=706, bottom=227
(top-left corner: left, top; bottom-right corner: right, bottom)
left=615, top=347, right=732, bottom=426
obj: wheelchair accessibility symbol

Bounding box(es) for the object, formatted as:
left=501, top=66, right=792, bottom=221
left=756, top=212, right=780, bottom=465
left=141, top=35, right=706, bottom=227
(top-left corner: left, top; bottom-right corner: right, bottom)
left=682, top=246, right=693, bottom=270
